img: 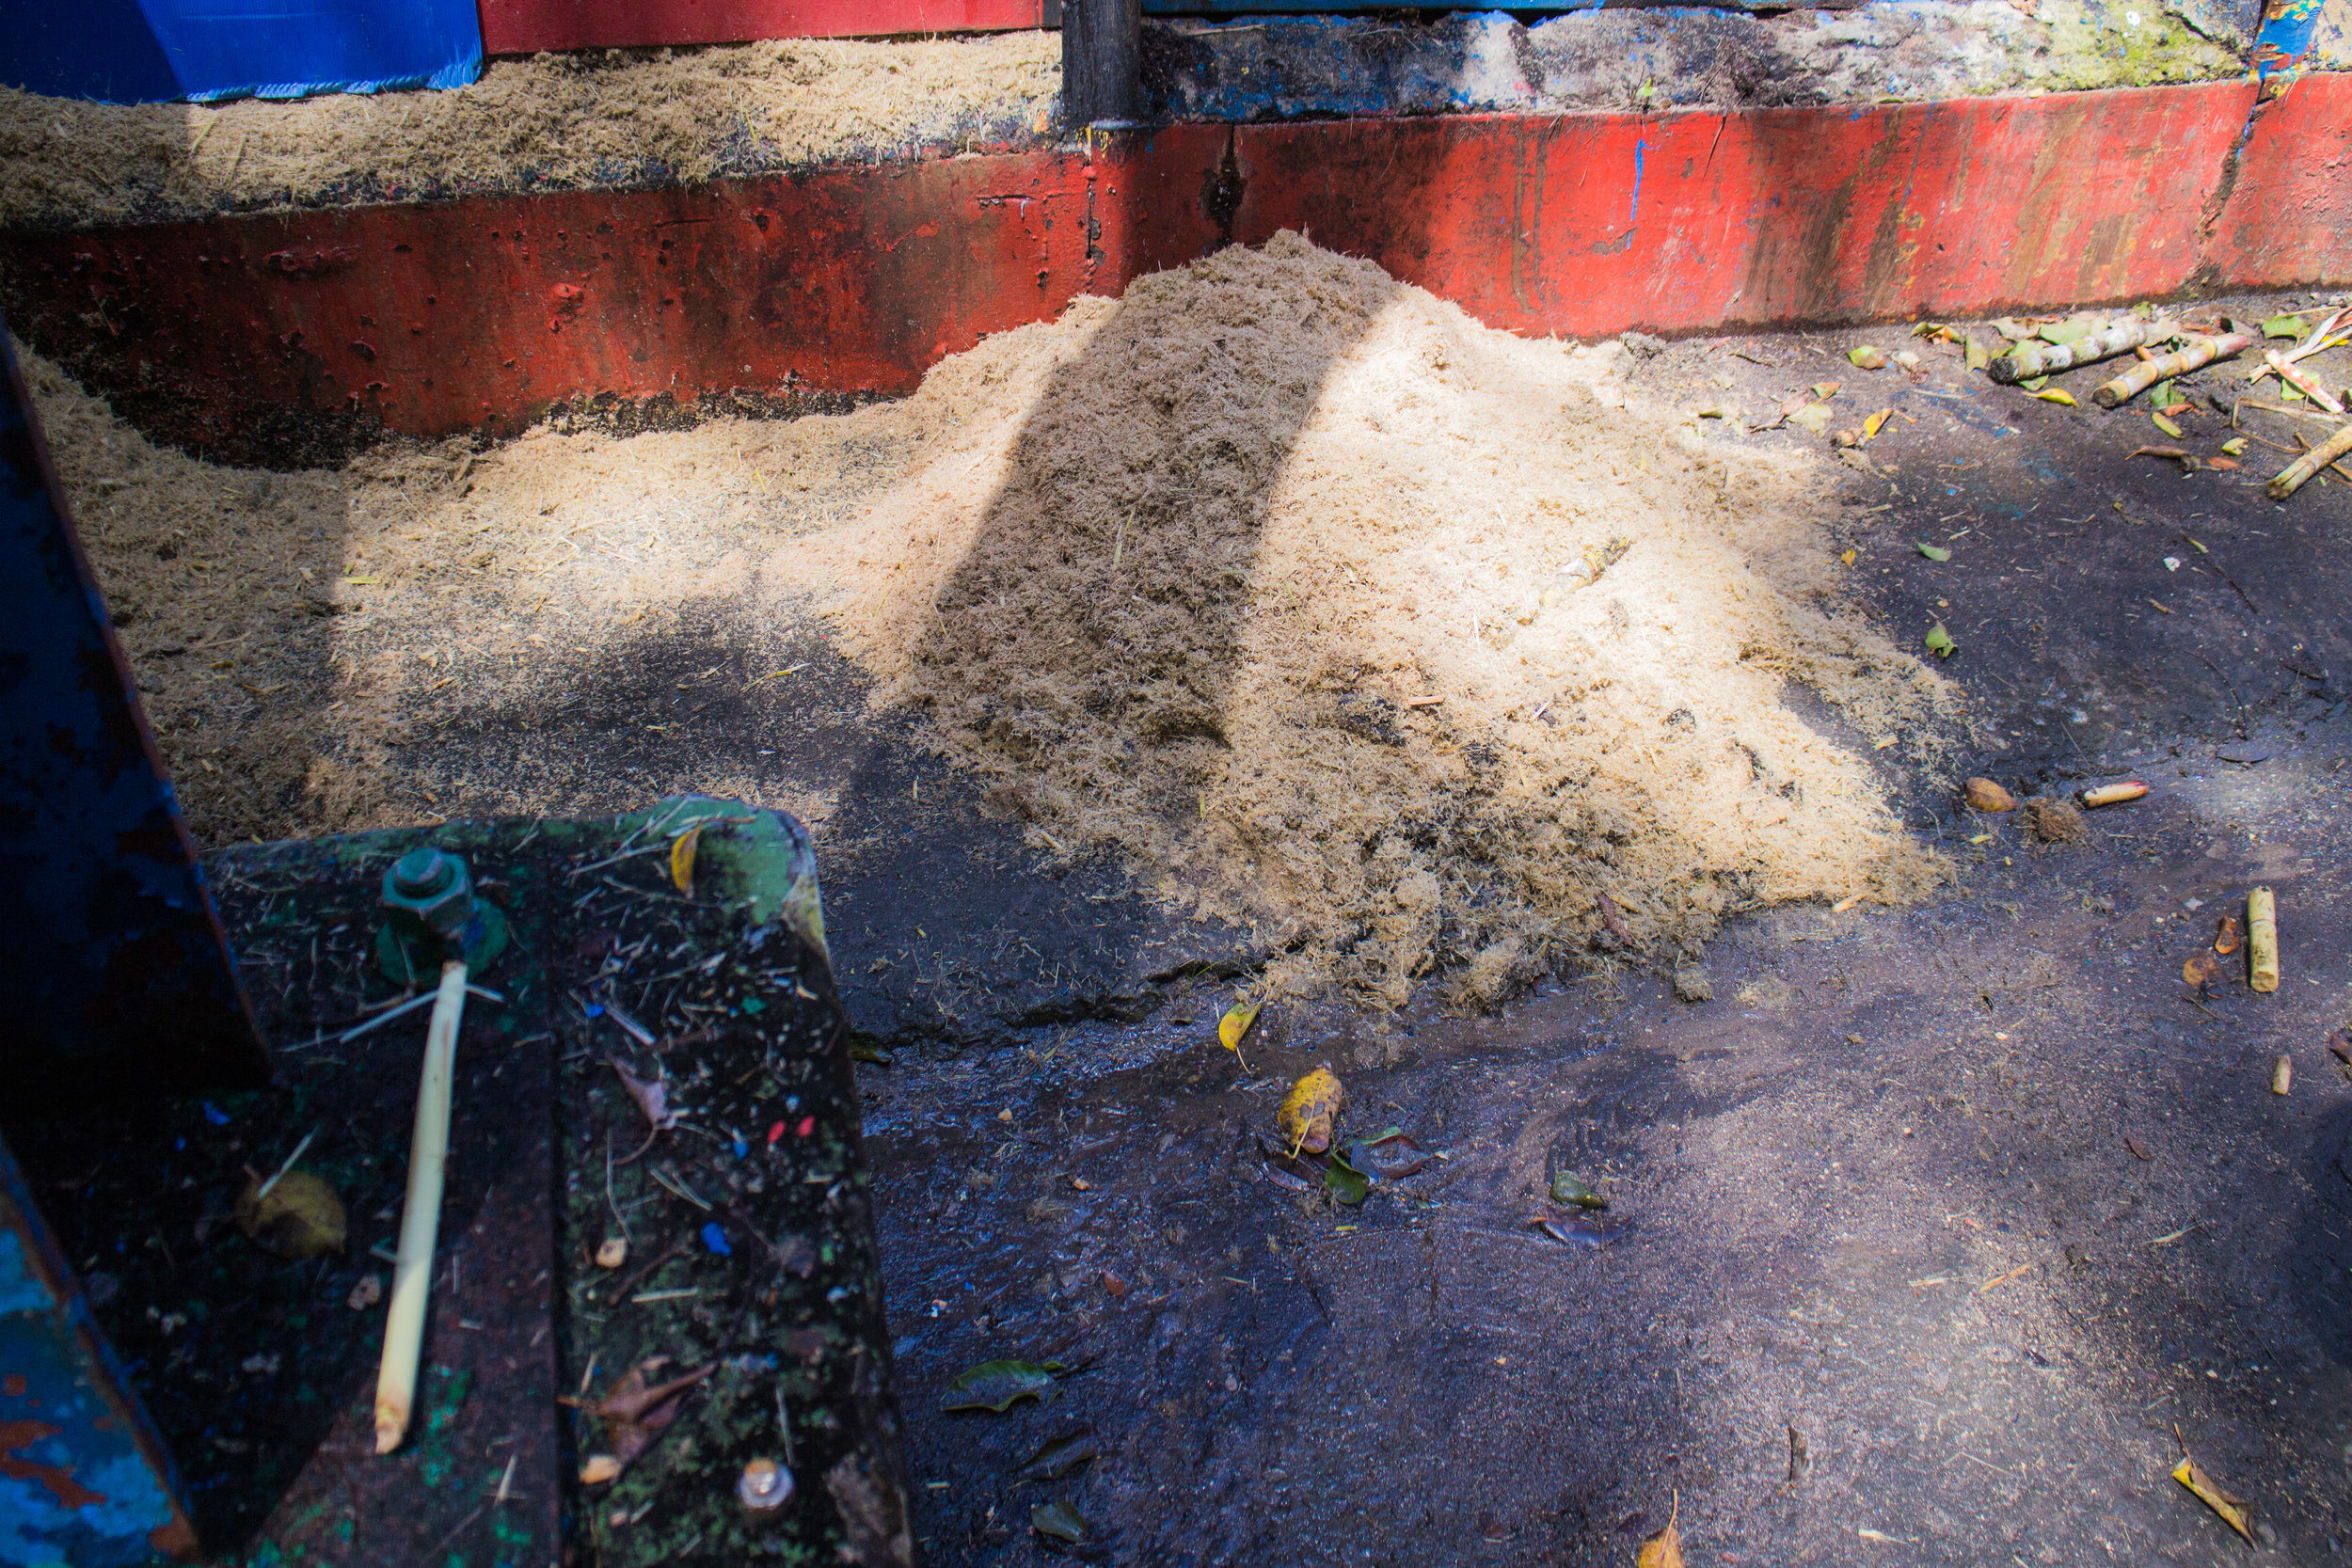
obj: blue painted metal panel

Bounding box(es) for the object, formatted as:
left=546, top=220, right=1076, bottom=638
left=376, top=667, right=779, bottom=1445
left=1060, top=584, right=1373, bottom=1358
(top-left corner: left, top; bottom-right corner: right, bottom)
left=0, top=321, right=267, bottom=1107
left=2253, top=0, right=2330, bottom=81
left=0, top=0, right=482, bottom=105
left=0, top=1134, right=199, bottom=1565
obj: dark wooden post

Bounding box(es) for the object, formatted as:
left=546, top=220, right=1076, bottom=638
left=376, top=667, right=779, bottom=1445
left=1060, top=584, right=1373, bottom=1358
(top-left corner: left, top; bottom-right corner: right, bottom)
left=1061, top=0, right=1140, bottom=127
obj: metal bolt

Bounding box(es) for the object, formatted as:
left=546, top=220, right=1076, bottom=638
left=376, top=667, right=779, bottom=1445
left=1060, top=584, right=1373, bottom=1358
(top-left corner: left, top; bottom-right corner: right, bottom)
left=737, top=1457, right=793, bottom=1513
left=389, top=847, right=455, bottom=899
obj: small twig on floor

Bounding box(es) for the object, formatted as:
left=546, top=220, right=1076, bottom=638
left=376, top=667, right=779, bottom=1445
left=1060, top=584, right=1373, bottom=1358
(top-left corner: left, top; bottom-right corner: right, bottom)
left=426, top=1503, right=488, bottom=1560
left=2192, top=651, right=2250, bottom=739
left=609, top=1240, right=687, bottom=1303
left=604, top=1132, right=630, bottom=1245
left=2181, top=533, right=2260, bottom=616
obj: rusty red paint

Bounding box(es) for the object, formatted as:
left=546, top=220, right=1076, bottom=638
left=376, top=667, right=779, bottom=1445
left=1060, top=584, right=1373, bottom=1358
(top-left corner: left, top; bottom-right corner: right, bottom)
left=2203, top=71, right=2352, bottom=291
left=1, top=1418, right=110, bottom=1509
left=2, top=80, right=2343, bottom=462
left=478, top=0, right=1047, bottom=53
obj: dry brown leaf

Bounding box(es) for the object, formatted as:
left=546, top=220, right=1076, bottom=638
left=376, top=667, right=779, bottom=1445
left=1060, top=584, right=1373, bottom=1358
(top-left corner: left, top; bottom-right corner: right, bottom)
left=1218, top=998, right=1263, bottom=1059
left=1636, top=1495, right=1685, bottom=1568
left=610, top=1056, right=678, bottom=1138
left=2213, top=913, right=2242, bottom=955
left=2183, top=950, right=2221, bottom=989
left=564, top=1361, right=714, bottom=1470
left=2124, top=1135, right=2152, bottom=1161
left=235, top=1171, right=347, bottom=1259
left=1277, top=1065, right=1344, bottom=1156
left=1963, top=777, right=2017, bottom=813
left=2171, top=1456, right=2253, bottom=1541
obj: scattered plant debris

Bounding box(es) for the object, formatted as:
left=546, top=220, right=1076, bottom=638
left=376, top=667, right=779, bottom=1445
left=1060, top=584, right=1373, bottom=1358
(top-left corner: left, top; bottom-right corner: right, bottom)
left=234, top=1170, right=346, bottom=1259
left=1277, top=1066, right=1344, bottom=1156
left=942, top=1358, right=1063, bottom=1414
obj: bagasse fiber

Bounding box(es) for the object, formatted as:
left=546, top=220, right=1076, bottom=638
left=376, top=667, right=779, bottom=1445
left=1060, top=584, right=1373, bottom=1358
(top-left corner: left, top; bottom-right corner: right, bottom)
left=780, top=233, right=1955, bottom=1005
left=0, top=33, right=1059, bottom=230
left=32, top=231, right=1950, bottom=1007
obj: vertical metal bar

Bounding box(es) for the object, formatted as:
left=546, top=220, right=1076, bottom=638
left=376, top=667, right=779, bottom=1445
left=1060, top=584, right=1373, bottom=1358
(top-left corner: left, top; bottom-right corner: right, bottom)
left=1062, top=0, right=1141, bottom=125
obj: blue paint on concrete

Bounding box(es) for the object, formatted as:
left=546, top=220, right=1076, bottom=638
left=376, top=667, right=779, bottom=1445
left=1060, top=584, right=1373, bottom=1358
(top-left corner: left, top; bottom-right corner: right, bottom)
left=1631, top=139, right=1650, bottom=224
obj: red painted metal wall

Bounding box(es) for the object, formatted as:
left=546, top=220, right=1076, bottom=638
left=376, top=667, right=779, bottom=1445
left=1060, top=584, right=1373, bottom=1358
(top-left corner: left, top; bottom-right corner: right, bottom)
left=477, top=0, right=1048, bottom=53
left=2203, top=71, right=2352, bottom=291
left=3, top=79, right=2344, bottom=463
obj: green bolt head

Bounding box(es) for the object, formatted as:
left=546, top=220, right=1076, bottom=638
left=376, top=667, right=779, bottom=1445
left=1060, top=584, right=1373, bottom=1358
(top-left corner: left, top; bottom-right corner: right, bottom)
left=382, top=847, right=474, bottom=942
left=375, top=844, right=507, bottom=984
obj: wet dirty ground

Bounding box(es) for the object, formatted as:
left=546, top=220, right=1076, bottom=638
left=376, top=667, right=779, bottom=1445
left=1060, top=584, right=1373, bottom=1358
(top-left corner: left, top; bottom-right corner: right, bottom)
left=16, top=294, right=2352, bottom=1566
left=843, top=303, right=2352, bottom=1566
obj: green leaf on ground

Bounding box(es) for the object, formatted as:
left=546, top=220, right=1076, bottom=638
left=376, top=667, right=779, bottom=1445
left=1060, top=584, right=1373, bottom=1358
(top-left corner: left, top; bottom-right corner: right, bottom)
left=1965, top=338, right=1990, bottom=371
left=1018, top=1429, right=1101, bottom=1482
left=1325, top=1148, right=1372, bottom=1205
left=1916, top=542, right=1952, bottom=562
left=1032, top=1500, right=1090, bottom=1544
left=1925, top=623, right=1958, bottom=659
left=1550, top=1171, right=1610, bottom=1209
left=2152, top=378, right=2175, bottom=408
left=2263, top=313, right=2309, bottom=339
left=1788, top=404, right=1833, bottom=434
left=2153, top=413, right=2184, bottom=438
left=2039, top=318, right=2093, bottom=345
left=1847, top=346, right=1887, bottom=370
left=942, top=1358, right=1064, bottom=1413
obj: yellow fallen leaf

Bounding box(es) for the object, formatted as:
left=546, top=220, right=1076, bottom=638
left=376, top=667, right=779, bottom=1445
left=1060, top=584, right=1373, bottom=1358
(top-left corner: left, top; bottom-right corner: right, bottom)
left=2034, top=388, right=2078, bottom=405
left=1218, top=998, right=1263, bottom=1060
left=2153, top=412, right=2184, bottom=438
left=1277, top=1065, right=1344, bottom=1156
left=2171, top=1456, right=2252, bottom=1541
left=1839, top=548, right=1857, bottom=565
left=670, top=826, right=702, bottom=898
left=1860, top=407, right=1894, bottom=444
left=1636, top=1513, right=1684, bottom=1568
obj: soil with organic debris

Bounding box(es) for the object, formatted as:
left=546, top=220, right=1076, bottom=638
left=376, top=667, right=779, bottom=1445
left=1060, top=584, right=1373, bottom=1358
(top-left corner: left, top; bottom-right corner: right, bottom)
left=17, top=248, right=2352, bottom=1564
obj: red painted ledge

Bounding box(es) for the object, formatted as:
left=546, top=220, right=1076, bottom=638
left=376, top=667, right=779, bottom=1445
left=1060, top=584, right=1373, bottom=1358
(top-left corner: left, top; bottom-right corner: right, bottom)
left=2, top=77, right=2345, bottom=464
left=478, top=0, right=1050, bottom=53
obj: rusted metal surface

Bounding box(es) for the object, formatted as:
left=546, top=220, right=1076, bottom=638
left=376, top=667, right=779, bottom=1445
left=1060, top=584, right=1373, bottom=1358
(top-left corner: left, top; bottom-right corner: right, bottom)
left=478, top=0, right=1050, bottom=55
left=2205, top=71, right=2352, bottom=289
left=8, top=81, right=2347, bottom=464
left=0, top=1132, right=199, bottom=1565
left=0, top=323, right=265, bottom=1099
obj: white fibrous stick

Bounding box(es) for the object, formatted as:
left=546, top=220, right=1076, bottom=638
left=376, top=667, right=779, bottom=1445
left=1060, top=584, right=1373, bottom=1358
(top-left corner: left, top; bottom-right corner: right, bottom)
left=375, top=959, right=469, bottom=1453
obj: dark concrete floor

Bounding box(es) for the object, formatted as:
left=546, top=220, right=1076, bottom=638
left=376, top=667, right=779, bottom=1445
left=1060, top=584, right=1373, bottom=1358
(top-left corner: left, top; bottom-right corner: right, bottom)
left=836, top=301, right=2352, bottom=1565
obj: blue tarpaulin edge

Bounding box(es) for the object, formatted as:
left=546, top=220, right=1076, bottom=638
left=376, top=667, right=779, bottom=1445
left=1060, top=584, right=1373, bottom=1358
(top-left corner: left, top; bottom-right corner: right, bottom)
left=1, top=0, right=484, bottom=105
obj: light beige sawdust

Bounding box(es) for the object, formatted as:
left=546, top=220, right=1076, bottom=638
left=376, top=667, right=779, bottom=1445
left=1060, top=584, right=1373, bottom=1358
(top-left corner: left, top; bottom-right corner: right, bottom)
left=31, top=234, right=1955, bottom=1006
left=771, top=233, right=1958, bottom=1005
left=21, top=341, right=867, bottom=841
left=0, top=32, right=1059, bottom=230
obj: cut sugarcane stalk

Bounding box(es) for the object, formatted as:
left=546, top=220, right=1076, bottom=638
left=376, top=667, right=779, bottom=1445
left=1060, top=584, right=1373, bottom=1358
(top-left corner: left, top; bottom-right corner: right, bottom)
left=2267, top=420, right=2352, bottom=500
left=374, top=959, right=469, bottom=1453
left=2247, top=887, right=2280, bottom=994
left=2094, top=330, right=2255, bottom=406
left=1989, top=318, right=2165, bottom=384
